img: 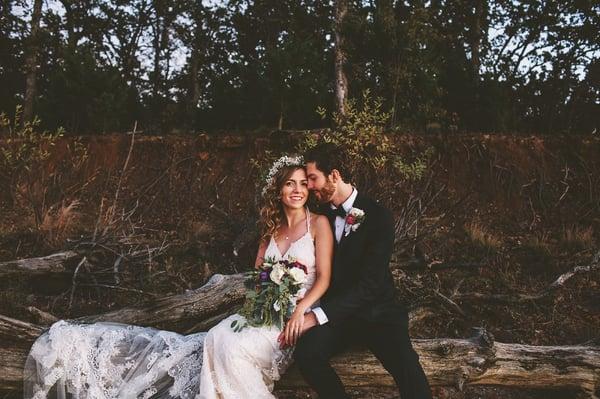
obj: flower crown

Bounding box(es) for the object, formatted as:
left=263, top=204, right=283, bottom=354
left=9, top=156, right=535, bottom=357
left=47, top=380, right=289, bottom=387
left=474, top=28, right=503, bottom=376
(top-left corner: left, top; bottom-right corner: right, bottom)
left=262, top=155, right=304, bottom=195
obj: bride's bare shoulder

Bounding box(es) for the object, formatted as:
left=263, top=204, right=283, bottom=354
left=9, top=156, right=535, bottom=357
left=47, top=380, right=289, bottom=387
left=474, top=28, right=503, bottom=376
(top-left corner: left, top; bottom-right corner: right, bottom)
left=309, top=212, right=332, bottom=238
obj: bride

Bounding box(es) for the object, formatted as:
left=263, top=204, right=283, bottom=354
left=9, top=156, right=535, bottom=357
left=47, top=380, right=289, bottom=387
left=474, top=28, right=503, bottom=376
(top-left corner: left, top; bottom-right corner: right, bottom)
left=24, top=156, right=333, bottom=399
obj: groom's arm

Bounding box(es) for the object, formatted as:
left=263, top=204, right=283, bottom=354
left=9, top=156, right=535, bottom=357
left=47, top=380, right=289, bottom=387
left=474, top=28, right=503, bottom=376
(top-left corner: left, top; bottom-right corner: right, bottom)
left=278, top=311, right=318, bottom=348
left=319, top=206, right=395, bottom=326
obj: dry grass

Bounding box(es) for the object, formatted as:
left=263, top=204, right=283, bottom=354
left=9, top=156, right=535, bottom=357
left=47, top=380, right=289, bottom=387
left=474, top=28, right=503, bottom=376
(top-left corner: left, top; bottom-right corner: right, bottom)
left=40, top=199, right=82, bottom=246
left=560, top=225, right=594, bottom=251
left=521, top=232, right=552, bottom=258
left=465, top=221, right=502, bottom=252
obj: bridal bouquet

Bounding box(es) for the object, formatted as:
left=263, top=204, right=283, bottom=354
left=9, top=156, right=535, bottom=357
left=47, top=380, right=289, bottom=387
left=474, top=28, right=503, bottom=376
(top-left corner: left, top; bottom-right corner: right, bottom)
left=231, top=257, right=308, bottom=332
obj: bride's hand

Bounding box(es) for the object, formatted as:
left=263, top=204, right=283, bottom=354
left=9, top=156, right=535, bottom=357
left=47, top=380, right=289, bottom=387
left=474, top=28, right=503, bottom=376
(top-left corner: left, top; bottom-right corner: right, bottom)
left=284, top=310, right=305, bottom=346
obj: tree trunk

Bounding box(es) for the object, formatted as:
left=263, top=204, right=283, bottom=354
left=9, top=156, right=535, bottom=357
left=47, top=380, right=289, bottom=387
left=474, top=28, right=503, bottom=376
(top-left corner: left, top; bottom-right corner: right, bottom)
left=186, top=5, right=205, bottom=127
left=375, top=0, right=398, bottom=124
left=334, top=0, right=348, bottom=116
left=22, top=0, right=43, bottom=124
left=1, top=316, right=598, bottom=396
left=470, top=0, right=485, bottom=87
left=278, top=97, right=284, bottom=130
left=187, top=48, right=201, bottom=120
left=152, top=14, right=162, bottom=99
left=1, top=0, right=12, bottom=37
left=60, top=0, right=77, bottom=52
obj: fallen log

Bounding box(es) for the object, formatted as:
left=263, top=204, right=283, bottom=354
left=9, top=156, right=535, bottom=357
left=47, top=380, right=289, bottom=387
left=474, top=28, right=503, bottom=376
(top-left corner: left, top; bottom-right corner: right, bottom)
left=0, top=251, right=80, bottom=277
left=78, top=273, right=246, bottom=331
left=0, top=346, right=30, bottom=392
left=281, top=329, right=600, bottom=397
left=0, top=315, right=44, bottom=343
left=0, top=247, right=167, bottom=278
left=1, top=316, right=598, bottom=396
left=0, top=315, right=44, bottom=391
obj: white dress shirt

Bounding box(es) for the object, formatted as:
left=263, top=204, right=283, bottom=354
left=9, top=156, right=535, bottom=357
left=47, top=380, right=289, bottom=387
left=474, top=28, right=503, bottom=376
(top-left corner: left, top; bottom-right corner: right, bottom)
left=312, top=188, right=358, bottom=325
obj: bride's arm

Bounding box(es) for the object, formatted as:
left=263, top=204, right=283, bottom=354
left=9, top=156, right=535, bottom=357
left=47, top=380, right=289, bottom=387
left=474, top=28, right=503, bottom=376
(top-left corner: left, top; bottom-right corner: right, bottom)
left=283, top=215, right=332, bottom=345
left=254, top=239, right=269, bottom=268
left=293, top=215, right=332, bottom=312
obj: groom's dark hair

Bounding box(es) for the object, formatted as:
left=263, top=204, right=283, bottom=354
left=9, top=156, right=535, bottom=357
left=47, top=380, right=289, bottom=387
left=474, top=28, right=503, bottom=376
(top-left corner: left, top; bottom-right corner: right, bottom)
left=304, top=142, right=353, bottom=182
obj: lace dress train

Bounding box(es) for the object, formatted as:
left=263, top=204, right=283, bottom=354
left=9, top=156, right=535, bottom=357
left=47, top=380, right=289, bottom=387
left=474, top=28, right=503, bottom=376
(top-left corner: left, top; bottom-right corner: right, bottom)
left=24, top=321, right=206, bottom=399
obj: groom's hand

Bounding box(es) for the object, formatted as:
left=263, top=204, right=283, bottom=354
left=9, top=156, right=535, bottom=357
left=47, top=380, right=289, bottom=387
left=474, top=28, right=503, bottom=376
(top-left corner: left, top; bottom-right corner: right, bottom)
left=278, top=311, right=318, bottom=349
left=301, top=311, right=318, bottom=332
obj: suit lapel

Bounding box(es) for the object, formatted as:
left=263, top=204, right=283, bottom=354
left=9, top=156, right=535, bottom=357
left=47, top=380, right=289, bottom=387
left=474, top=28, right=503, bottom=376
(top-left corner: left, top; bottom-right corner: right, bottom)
left=336, top=193, right=366, bottom=249
left=323, top=208, right=341, bottom=256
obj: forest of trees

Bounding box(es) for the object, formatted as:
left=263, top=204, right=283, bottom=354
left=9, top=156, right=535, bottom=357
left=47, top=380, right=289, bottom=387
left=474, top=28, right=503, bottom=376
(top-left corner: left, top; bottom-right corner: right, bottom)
left=1, top=0, right=598, bottom=134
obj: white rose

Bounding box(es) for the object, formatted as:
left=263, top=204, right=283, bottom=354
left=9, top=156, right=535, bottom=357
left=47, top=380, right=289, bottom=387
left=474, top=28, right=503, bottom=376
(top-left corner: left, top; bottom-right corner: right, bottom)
left=288, top=267, right=307, bottom=285
left=349, top=208, right=364, bottom=218
left=270, top=264, right=285, bottom=285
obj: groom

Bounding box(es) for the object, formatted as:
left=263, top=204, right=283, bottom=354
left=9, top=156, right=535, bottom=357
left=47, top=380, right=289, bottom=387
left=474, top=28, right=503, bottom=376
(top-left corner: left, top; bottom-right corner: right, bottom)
left=287, top=142, right=432, bottom=399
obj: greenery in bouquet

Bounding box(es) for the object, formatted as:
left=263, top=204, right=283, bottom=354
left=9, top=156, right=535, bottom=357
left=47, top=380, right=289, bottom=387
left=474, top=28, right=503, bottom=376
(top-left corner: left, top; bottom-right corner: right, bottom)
left=231, top=258, right=308, bottom=332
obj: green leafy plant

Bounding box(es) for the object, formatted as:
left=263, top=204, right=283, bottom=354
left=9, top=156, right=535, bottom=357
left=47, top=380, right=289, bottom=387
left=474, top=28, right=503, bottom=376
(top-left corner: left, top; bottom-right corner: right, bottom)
left=298, top=90, right=433, bottom=183
left=0, top=106, right=64, bottom=187
left=0, top=107, right=88, bottom=233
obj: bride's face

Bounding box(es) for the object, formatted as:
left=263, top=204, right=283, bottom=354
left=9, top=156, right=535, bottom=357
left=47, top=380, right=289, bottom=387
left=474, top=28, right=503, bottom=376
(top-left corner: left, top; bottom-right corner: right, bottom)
left=280, top=168, right=308, bottom=209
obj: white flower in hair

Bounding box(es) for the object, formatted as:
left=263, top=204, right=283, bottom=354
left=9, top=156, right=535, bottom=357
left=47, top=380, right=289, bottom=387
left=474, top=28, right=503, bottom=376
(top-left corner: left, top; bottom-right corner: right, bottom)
left=261, top=155, right=304, bottom=195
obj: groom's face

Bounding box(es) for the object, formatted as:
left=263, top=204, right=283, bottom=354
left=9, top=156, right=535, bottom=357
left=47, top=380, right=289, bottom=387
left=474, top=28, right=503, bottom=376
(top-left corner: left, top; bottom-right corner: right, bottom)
left=306, top=162, right=336, bottom=204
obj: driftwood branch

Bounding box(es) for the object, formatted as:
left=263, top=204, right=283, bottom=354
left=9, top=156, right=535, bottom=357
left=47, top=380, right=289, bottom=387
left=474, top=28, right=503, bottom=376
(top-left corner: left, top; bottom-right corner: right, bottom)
left=0, top=251, right=80, bottom=277
left=548, top=250, right=600, bottom=290
left=25, top=307, right=59, bottom=325
left=453, top=250, right=600, bottom=304
left=1, top=316, right=598, bottom=396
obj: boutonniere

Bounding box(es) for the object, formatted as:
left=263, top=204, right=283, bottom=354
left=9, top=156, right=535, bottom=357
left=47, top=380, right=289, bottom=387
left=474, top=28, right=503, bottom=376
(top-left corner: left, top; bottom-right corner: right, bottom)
left=344, top=207, right=366, bottom=236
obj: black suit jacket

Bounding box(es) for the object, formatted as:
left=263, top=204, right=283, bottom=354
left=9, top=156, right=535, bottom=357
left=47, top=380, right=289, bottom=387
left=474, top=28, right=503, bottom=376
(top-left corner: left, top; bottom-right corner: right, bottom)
left=320, top=193, right=407, bottom=326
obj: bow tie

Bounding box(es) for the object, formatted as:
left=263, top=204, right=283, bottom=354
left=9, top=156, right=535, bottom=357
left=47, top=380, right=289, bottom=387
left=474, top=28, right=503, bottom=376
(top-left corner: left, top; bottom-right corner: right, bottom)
left=328, top=206, right=347, bottom=219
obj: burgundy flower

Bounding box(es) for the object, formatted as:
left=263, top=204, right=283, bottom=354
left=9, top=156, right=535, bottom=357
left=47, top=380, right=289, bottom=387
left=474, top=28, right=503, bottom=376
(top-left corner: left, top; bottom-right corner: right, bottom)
left=289, top=261, right=307, bottom=274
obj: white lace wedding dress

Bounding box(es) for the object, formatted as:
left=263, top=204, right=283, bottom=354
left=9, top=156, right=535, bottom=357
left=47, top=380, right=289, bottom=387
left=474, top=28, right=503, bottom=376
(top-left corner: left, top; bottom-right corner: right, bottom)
left=24, top=211, right=316, bottom=399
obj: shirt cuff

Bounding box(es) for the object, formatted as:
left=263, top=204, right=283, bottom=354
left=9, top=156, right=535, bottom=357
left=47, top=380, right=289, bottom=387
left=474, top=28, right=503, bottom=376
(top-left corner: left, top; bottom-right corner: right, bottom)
left=311, top=307, right=329, bottom=325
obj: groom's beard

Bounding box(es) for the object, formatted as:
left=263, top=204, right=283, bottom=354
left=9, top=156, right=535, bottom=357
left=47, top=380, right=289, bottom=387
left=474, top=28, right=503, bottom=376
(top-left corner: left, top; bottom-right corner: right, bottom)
left=311, top=180, right=336, bottom=204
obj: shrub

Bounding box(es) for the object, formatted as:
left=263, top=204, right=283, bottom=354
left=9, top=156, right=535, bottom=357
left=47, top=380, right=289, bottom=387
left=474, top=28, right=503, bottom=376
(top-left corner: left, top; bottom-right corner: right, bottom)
left=297, top=90, right=433, bottom=188
left=0, top=106, right=64, bottom=188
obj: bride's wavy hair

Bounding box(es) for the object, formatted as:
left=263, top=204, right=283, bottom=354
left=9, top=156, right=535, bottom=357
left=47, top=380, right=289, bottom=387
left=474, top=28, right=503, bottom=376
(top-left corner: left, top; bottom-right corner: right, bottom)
left=259, top=164, right=305, bottom=242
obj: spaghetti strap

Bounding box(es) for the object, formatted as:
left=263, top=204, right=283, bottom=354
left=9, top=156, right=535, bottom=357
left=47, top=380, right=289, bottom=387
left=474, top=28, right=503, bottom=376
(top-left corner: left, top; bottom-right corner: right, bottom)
left=305, top=206, right=311, bottom=233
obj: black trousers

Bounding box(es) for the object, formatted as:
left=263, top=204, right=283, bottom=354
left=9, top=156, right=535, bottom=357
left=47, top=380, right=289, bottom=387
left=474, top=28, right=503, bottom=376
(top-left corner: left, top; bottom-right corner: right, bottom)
left=293, top=318, right=432, bottom=399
